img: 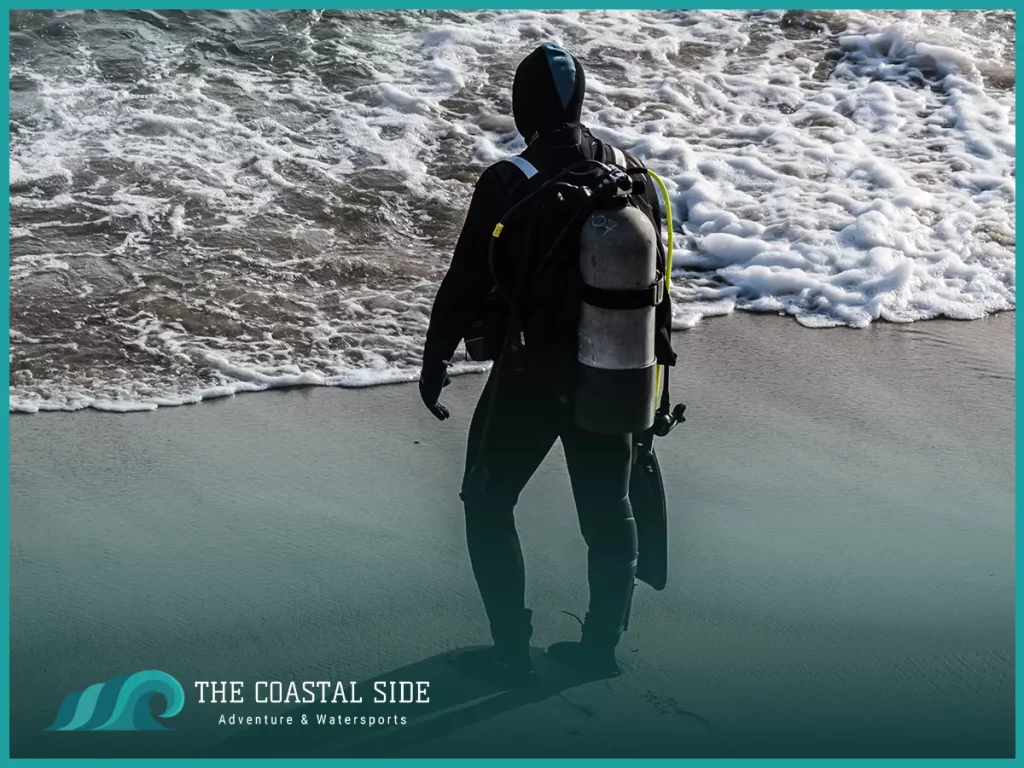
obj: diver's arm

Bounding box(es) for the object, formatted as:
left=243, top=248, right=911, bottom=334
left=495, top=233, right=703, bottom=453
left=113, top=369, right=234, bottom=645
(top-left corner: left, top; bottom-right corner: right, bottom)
left=420, top=169, right=506, bottom=417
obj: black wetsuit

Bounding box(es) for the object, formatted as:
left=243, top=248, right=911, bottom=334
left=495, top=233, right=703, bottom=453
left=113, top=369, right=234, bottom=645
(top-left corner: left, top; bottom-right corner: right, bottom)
left=421, top=45, right=675, bottom=653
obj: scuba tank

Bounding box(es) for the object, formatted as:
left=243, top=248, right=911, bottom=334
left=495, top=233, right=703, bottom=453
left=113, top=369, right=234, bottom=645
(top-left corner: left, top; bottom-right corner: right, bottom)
left=575, top=183, right=662, bottom=435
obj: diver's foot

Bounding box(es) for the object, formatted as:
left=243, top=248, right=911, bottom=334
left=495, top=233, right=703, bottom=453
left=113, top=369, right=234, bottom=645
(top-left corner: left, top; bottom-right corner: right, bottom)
left=454, top=646, right=535, bottom=686
left=547, top=640, right=621, bottom=679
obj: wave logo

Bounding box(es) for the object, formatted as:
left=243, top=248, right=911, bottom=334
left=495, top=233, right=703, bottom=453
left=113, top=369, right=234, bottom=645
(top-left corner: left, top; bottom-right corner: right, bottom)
left=45, top=670, right=186, bottom=732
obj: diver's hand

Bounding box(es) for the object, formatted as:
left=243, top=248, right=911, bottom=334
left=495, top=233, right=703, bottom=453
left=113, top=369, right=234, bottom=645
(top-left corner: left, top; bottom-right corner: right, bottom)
left=419, top=359, right=452, bottom=421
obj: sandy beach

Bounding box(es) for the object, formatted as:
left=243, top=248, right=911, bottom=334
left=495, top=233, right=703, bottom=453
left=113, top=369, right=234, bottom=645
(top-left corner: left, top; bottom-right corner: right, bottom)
left=10, top=312, right=1015, bottom=758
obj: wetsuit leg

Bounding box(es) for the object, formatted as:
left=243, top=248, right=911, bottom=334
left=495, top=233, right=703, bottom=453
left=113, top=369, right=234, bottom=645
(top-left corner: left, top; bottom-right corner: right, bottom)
left=462, top=367, right=558, bottom=647
left=561, top=424, right=638, bottom=648
left=464, top=369, right=496, bottom=479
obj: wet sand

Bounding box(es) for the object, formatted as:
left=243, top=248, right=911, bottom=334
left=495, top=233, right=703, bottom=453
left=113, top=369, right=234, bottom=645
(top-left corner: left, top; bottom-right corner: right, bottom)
left=10, top=312, right=1015, bottom=758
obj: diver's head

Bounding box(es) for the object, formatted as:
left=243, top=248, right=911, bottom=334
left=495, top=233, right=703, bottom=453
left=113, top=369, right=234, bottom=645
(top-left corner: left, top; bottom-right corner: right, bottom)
left=512, top=42, right=586, bottom=143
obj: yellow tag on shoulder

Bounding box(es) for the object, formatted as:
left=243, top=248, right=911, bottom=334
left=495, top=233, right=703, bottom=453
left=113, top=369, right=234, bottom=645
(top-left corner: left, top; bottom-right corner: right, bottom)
left=492, top=223, right=504, bottom=238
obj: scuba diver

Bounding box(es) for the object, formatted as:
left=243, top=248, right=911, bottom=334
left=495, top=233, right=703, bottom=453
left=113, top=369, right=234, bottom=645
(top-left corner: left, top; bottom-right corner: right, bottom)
left=419, top=43, right=679, bottom=681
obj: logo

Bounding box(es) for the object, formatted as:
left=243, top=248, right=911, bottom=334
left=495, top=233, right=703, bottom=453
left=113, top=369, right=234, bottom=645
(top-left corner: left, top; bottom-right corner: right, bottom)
left=46, top=670, right=185, bottom=732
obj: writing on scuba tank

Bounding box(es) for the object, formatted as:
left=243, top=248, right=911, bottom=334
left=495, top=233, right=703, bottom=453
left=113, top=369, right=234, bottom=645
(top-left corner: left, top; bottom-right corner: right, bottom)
left=591, top=214, right=618, bottom=236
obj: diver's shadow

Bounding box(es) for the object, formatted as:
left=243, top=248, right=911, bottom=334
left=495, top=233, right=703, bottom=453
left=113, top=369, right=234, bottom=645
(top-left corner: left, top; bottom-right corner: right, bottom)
left=209, top=646, right=607, bottom=758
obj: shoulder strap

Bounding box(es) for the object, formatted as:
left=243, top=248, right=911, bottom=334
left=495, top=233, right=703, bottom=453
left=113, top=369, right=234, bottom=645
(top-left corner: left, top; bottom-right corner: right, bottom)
left=504, top=155, right=540, bottom=179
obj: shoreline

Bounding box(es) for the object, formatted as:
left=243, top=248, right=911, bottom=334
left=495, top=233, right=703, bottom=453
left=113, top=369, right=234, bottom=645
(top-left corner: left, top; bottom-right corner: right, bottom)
left=8, top=309, right=1017, bottom=416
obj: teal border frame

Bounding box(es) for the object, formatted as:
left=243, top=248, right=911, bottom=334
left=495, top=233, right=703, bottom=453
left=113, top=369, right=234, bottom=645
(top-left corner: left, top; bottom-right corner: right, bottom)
left=2, top=4, right=1018, bottom=765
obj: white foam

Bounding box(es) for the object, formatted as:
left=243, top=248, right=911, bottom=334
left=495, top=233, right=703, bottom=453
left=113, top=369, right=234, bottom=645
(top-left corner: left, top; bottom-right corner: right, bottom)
left=8, top=10, right=1015, bottom=412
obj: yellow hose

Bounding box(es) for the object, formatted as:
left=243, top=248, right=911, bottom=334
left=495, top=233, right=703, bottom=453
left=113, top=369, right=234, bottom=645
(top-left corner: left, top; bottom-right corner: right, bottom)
left=648, top=169, right=673, bottom=413
left=648, top=170, right=674, bottom=283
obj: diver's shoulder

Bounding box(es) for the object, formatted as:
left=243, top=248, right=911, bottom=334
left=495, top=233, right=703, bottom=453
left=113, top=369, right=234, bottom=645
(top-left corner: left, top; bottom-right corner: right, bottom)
left=609, top=143, right=647, bottom=170
left=583, top=129, right=643, bottom=170
left=469, top=160, right=510, bottom=192
left=621, top=148, right=646, bottom=168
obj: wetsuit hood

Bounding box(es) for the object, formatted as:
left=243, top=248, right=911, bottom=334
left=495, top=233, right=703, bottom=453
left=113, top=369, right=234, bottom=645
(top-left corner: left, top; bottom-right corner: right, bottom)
left=512, top=43, right=586, bottom=142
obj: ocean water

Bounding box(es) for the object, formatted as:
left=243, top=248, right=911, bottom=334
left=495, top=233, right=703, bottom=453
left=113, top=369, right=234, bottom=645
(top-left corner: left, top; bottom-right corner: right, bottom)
left=9, top=10, right=1016, bottom=412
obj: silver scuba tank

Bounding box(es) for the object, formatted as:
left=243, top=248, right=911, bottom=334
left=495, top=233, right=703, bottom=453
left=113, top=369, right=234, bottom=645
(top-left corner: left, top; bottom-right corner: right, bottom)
left=574, top=189, right=660, bottom=435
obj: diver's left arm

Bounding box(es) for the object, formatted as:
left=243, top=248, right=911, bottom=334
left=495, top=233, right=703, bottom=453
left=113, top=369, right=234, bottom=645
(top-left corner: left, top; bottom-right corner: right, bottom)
left=419, top=169, right=506, bottom=419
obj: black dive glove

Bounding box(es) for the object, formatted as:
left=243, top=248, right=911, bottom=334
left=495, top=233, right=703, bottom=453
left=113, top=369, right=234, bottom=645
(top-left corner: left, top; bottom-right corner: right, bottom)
left=419, top=359, right=452, bottom=421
